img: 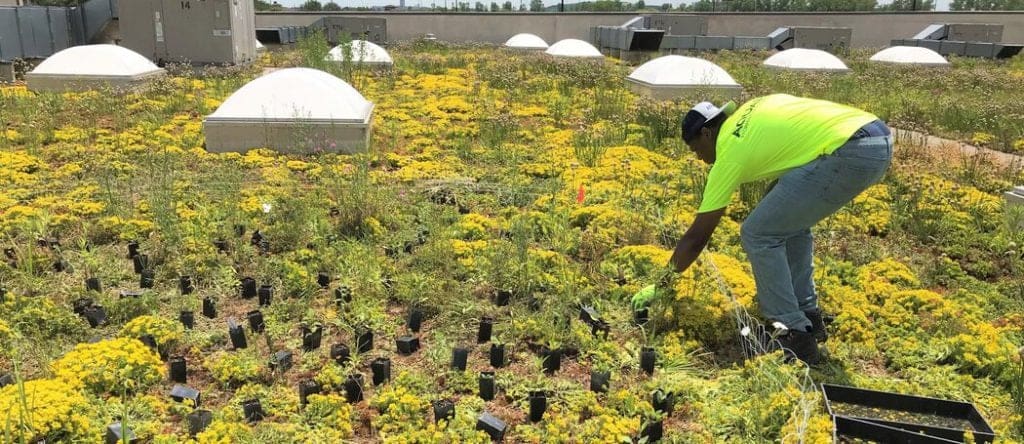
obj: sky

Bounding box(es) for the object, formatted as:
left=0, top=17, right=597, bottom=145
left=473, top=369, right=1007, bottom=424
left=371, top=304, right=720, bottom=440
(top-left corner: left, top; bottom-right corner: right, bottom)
left=275, top=0, right=950, bottom=10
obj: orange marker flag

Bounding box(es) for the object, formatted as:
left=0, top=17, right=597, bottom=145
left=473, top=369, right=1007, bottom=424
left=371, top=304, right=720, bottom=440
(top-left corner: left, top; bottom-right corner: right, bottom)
left=576, top=185, right=586, bottom=204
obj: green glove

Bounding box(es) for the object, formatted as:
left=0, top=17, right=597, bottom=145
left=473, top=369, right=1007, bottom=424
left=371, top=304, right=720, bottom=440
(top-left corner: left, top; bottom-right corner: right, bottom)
left=631, top=284, right=660, bottom=310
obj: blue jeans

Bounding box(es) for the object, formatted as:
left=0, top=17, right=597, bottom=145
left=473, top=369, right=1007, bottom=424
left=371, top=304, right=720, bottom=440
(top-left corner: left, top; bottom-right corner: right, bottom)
left=740, top=134, right=893, bottom=331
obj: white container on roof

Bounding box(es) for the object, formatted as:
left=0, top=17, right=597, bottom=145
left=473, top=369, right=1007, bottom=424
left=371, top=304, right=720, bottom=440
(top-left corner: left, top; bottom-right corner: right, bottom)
left=326, top=40, right=393, bottom=67
left=869, top=46, right=949, bottom=67
left=204, top=67, right=374, bottom=154
left=504, top=33, right=549, bottom=50
left=26, top=44, right=166, bottom=93
left=627, top=55, right=741, bottom=99
left=545, top=39, right=604, bottom=59
left=763, top=48, right=850, bottom=72
left=256, top=39, right=266, bottom=52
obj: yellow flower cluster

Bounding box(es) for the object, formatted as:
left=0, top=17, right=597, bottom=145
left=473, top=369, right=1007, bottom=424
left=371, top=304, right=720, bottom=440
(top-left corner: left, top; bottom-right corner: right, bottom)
left=51, top=337, right=165, bottom=394
left=301, top=393, right=355, bottom=441
left=119, top=315, right=184, bottom=348
left=204, top=350, right=263, bottom=387
left=372, top=383, right=430, bottom=435
left=0, top=378, right=91, bottom=442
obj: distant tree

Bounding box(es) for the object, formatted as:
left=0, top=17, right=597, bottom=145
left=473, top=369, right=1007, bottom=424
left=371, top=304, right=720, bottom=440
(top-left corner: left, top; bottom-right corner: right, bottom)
left=636, top=0, right=645, bottom=7
left=530, top=0, right=545, bottom=9
left=476, top=1, right=486, bottom=9
left=876, top=0, right=934, bottom=9
left=300, top=0, right=323, bottom=10
left=519, top=1, right=527, bottom=9
left=503, top=0, right=514, bottom=8
left=951, top=0, right=1022, bottom=9
left=323, top=1, right=342, bottom=9
left=660, top=2, right=672, bottom=9
left=491, top=1, right=500, bottom=9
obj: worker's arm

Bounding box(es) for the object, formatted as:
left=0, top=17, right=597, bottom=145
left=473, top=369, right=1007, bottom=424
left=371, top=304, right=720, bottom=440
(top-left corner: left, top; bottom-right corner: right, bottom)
left=669, top=208, right=725, bottom=273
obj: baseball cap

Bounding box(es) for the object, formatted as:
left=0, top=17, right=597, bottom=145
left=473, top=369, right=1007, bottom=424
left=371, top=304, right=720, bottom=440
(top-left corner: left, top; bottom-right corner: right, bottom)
left=681, top=100, right=737, bottom=143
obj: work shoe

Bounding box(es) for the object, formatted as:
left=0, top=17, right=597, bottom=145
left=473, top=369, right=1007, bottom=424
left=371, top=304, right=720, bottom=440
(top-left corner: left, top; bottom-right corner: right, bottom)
left=777, top=328, right=822, bottom=366
left=804, top=309, right=829, bottom=343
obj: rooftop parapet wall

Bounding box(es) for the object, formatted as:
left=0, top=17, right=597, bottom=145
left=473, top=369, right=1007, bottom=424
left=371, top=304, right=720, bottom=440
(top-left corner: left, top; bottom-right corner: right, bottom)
left=254, top=12, right=1024, bottom=48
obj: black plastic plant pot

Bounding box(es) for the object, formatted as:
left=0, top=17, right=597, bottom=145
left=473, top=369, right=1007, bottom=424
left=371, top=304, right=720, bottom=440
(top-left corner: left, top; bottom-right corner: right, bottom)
left=371, top=357, right=391, bottom=386
left=640, top=347, right=656, bottom=376
left=214, top=239, right=229, bottom=253
left=407, top=309, right=423, bottom=333
left=334, top=286, right=352, bottom=306
left=579, top=306, right=600, bottom=326
left=452, top=347, right=469, bottom=371
left=139, top=334, right=158, bottom=352
left=229, top=322, right=247, bottom=349
left=344, top=374, right=364, bottom=403
left=180, top=276, right=194, bottom=295
left=298, top=379, right=321, bottom=405
left=105, top=422, right=137, bottom=444
left=73, top=297, right=94, bottom=315
left=592, top=320, right=611, bottom=339
left=258, top=239, right=270, bottom=255
left=242, top=399, right=265, bottom=423
left=202, top=297, right=217, bottom=319
left=528, top=391, right=547, bottom=423
left=170, top=384, right=201, bottom=407
left=479, top=371, right=496, bottom=401
left=822, top=383, right=997, bottom=444
left=381, top=277, right=395, bottom=296
left=590, top=370, right=610, bottom=393
left=397, top=336, right=420, bottom=355
left=257, top=285, right=273, bottom=307
left=489, top=343, right=506, bottom=369
left=140, top=269, right=155, bottom=289
left=240, top=277, right=257, bottom=299
left=234, top=224, right=246, bottom=237
left=246, top=310, right=265, bottom=333
left=0, top=373, right=14, bottom=388
left=433, top=399, right=456, bottom=424
left=170, top=356, right=187, bottom=383
left=541, top=347, right=561, bottom=374
left=132, top=254, right=148, bottom=275
left=271, top=351, right=293, bottom=372
left=634, top=307, right=650, bottom=325
left=317, top=272, right=331, bottom=289
left=476, top=412, right=506, bottom=441
left=127, top=240, right=140, bottom=259
left=250, top=230, right=263, bottom=246
left=652, top=389, right=675, bottom=416
left=187, top=410, right=213, bottom=436
left=302, top=324, right=323, bottom=352
left=477, top=316, right=494, bottom=343
left=53, top=259, right=69, bottom=272
left=85, top=277, right=102, bottom=292
left=83, top=306, right=107, bottom=328
left=493, top=289, right=512, bottom=307
left=179, top=310, right=194, bottom=329
left=331, top=343, right=351, bottom=365
left=356, top=327, right=374, bottom=354
left=640, top=420, right=664, bottom=443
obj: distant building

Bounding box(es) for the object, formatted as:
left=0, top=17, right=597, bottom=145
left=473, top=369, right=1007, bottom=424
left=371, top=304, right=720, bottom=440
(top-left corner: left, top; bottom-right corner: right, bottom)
left=400, top=0, right=406, bottom=7
left=0, top=0, right=27, bottom=6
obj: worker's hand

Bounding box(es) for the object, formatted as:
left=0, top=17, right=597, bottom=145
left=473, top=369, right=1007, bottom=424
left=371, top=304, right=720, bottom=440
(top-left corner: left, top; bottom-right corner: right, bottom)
left=631, top=284, right=659, bottom=311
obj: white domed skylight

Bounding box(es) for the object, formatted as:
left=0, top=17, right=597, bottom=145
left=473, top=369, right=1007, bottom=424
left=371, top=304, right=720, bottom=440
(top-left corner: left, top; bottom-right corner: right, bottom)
left=206, top=67, right=372, bottom=122
left=869, top=46, right=949, bottom=66
left=505, top=33, right=549, bottom=50
left=326, top=40, right=393, bottom=66
left=545, top=39, right=603, bottom=58
left=763, top=48, right=850, bottom=72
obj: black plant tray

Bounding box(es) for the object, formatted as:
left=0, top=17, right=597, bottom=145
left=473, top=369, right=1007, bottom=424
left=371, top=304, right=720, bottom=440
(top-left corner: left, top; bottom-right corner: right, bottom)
left=821, top=384, right=995, bottom=444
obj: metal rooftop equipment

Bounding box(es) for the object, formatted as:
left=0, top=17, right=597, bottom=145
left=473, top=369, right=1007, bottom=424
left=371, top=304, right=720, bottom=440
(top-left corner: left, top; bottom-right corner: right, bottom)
left=767, top=27, right=852, bottom=53
left=120, top=0, right=257, bottom=65
left=893, top=23, right=1022, bottom=59
left=591, top=16, right=666, bottom=60
left=1006, top=186, right=1024, bottom=207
